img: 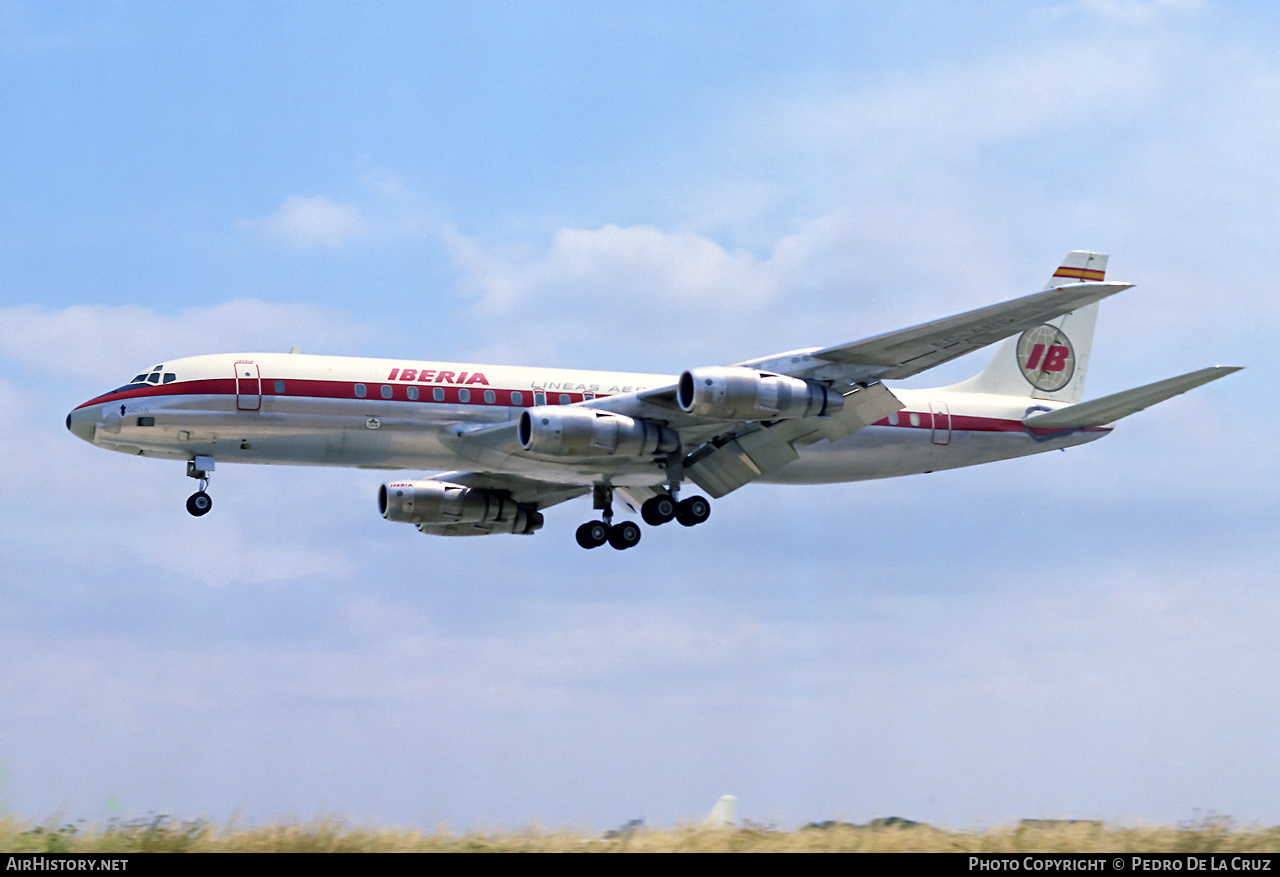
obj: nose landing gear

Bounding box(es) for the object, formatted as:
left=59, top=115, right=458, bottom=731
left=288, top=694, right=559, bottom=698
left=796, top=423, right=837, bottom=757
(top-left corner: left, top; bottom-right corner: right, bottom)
left=186, top=490, right=212, bottom=516
left=186, top=456, right=214, bottom=517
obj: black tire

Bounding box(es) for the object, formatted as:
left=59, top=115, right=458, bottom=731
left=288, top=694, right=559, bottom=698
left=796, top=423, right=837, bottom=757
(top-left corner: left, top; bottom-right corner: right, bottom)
left=576, top=521, right=608, bottom=549
left=676, top=495, right=710, bottom=527
left=608, top=521, right=641, bottom=550
left=186, top=491, right=213, bottom=517
left=641, top=494, right=677, bottom=526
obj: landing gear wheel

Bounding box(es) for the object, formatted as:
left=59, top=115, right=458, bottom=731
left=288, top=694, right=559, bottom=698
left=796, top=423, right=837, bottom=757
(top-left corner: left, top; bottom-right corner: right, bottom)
left=641, top=494, right=677, bottom=526
left=186, top=491, right=213, bottom=517
left=607, top=521, right=642, bottom=550
left=676, top=495, right=710, bottom=527
left=576, top=521, right=609, bottom=549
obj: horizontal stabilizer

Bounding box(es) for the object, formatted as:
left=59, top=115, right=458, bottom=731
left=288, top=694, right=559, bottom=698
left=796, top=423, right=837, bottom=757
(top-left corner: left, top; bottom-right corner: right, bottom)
left=1022, top=366, right=1241, bottom=429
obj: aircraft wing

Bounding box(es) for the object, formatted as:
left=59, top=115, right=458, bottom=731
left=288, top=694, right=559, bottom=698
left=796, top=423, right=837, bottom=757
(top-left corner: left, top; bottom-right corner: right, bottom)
left=433, top=471, right=589, bottom=507
left=448, top=280, right=1135, bottom=500
left=737, top=280, right=1133, bottom=384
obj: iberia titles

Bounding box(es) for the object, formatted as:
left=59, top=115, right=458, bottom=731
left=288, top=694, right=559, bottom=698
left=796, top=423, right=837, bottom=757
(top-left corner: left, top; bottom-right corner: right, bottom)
left=386, top=368, right=489, bottom=385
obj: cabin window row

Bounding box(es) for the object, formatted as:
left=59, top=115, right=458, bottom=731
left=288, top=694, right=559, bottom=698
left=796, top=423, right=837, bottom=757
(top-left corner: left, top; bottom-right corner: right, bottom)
left=346, top=385, right=582, bottom=405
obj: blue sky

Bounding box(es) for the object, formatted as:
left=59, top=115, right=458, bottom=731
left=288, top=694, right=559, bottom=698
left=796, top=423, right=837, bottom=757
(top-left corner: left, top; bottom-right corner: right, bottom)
left=2, top=0, right=1277, bottom=829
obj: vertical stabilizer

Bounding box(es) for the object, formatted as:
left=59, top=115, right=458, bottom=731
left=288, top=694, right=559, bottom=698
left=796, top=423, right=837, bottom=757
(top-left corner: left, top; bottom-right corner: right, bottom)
left=945, top=251, right=1108, bottom=403
left=703, top=795, right=738, bottom=829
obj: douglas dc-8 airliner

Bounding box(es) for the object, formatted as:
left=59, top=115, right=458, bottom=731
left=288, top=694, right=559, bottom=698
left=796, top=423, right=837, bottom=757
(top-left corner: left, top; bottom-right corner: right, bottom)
left=67, top=252, right=1239, bottom=550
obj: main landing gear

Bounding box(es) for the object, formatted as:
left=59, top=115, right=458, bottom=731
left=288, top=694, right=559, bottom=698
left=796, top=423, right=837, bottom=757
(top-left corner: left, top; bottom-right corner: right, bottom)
left=575, top=519, right=641, bottom=550
left=576, top=485, right=710, bottom=550
left=185, top=456, right=214, bottom=517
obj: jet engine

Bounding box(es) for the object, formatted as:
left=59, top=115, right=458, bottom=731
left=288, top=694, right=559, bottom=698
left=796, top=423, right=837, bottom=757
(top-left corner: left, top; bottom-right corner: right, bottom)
left=677, top=367, right=842, bottom=421
left=379, top=480, right=541, bottom=534
left=518, top=407, right=678, bottom=457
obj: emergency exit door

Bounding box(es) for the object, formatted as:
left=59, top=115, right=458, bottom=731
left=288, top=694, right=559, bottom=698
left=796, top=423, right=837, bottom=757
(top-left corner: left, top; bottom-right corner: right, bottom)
left=235, top=360, right=261, bottom=410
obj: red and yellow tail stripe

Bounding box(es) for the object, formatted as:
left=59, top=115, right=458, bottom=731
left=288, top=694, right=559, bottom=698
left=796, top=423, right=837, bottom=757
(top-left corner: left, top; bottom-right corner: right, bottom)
left=1052, top=265, right=1106, bottom=282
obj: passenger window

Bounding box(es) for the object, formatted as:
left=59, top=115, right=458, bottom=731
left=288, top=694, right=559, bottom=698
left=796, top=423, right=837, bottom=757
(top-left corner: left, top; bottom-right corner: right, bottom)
left=354, top=383, right=367, bottom=398
left=274, top=380, right=285, bottom=393
left=559, top=394, right=570, bottom=405
left=381, top=385, right=393, bottom=399
left=889, top=413, right=899, bottom=426
left=534, top=392, right=546, bottom=406
left=458, top=389, right=471, bottom=403
left=407, top=386, right=419, bottom=401
left=909, top=413, right=920, bottom=427
left=484, top=390, right=495, bottom=404
left=510, top=391, right=523, bottom=406
left=163, top=373, right=176, bottom=384
left=433, top=387, right=444, bottom=402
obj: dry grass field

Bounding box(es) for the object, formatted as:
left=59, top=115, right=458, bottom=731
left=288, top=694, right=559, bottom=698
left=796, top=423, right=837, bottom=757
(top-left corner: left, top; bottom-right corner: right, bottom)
left=3, top=814, right=1279, bottom=853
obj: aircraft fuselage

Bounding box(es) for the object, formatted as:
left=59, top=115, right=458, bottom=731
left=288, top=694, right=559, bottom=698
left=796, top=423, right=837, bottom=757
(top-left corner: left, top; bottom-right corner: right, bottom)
left=68, top=351, right=1107, bottom=488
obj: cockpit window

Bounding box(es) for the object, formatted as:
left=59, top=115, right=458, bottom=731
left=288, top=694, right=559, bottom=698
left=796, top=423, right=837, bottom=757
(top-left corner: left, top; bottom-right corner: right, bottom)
left=131, top=374, right=148, bottom=384
left=146, top=373, right=161, bottom=384
left=163, top=373, right=176, bottom=384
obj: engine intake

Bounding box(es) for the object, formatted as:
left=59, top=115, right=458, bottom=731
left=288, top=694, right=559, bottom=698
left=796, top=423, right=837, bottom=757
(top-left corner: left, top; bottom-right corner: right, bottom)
left=379, top=480, right=539, bottom=533
left=518, top=407, right=678, bottom=457
left=677, top=367, right=842, bottom=421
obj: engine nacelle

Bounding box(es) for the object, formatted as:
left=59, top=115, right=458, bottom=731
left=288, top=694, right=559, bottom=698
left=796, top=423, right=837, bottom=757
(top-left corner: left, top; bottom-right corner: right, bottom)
left=379, top=479, right=535, bottom=531
left=518, top=407, right=678, bottom=457
left=677, top=367, right=842, bottom=421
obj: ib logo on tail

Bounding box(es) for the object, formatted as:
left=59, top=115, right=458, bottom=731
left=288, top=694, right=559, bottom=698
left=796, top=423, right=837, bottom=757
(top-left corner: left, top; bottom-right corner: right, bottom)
left=1016, top=325, right=1075, bottom=392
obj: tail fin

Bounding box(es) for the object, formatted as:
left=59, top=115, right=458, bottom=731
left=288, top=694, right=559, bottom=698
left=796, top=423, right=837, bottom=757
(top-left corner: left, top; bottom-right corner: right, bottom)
left=947, top=251, right=1108, bottom=403
left=703, top=795, right=737, bottom=829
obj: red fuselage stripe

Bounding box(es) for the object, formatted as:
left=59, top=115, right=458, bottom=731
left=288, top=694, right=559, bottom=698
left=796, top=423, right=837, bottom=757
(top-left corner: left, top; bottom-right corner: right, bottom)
left=79, top=380, right=1107, bottom=435
left=78, top=379, right=596, bottom=410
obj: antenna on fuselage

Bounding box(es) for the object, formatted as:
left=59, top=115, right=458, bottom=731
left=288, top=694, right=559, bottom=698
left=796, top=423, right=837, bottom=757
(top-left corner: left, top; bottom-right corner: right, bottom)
left=289, top=346, right=301, bottom=354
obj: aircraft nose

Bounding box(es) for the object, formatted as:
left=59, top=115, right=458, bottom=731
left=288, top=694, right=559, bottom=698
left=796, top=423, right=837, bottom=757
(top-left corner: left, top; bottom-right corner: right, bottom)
left=66, top=405, right=98, bottom=443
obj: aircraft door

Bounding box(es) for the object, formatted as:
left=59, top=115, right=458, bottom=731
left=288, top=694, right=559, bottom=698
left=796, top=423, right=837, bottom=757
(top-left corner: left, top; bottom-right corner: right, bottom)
left=235, top=360, right=262, bottom=410
left=929, top=400, right=951, bottom=445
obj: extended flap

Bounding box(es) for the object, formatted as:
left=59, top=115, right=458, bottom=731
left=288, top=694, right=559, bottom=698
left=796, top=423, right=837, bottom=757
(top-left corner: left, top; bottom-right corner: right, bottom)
left=684, top=425, right=801, bottom=499
left=814, top=382, right=904, bottom=442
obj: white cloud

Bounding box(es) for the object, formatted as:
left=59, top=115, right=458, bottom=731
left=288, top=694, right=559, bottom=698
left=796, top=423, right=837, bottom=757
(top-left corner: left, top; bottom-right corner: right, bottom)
left=0, top=300, right=376, bottom=384
left=444, top=223, right=794, bottom=367
left=450, top=223, right=775, bottom=316
left=744, top=37, right=1162, bottom=190
left=248, top=195, right=368, bottom=248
